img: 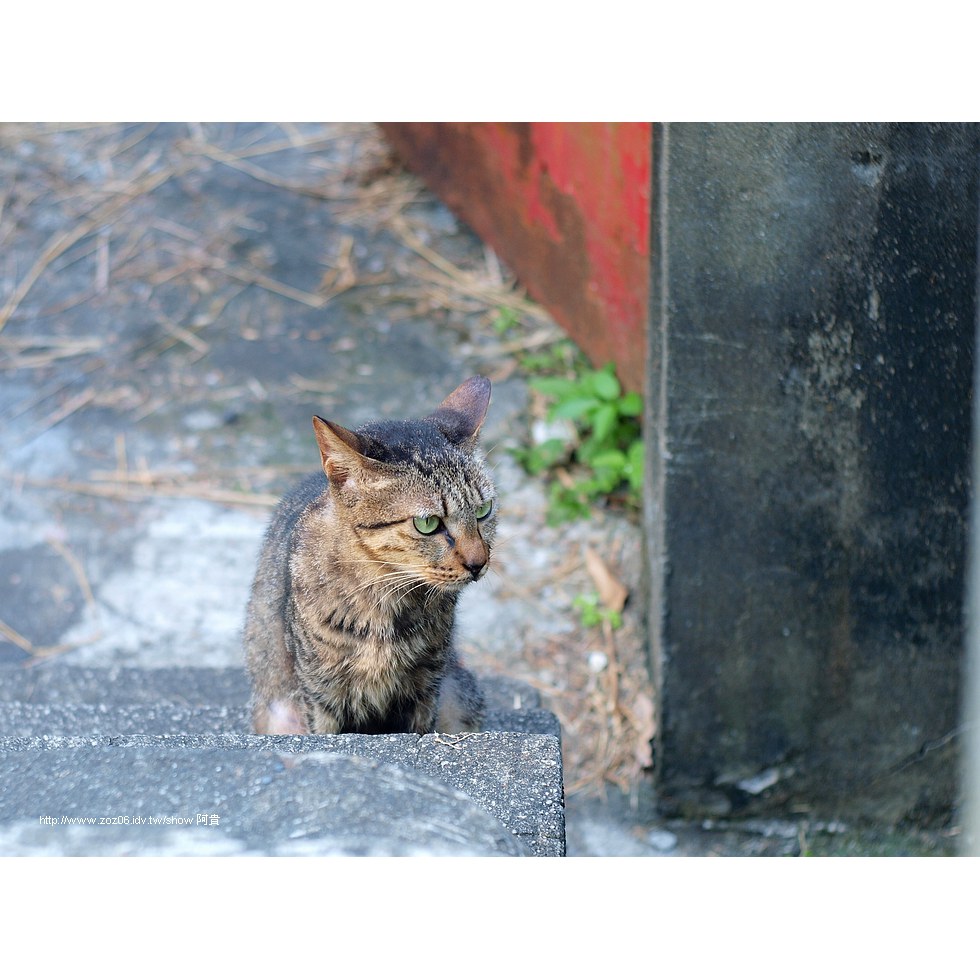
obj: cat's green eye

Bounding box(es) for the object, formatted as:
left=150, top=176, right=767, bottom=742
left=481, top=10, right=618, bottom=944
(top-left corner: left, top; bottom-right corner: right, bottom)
left=413, top=515, right=441, bottom=535
left=475, top=499, right=494, bottom=520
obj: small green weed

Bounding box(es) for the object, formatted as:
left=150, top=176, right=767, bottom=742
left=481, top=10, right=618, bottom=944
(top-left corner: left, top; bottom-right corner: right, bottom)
left=516, top=360, right=644, bottom=525
left=572, top=592, right=624, bottom=630
left=491, top=306, right=521, bottom=335
left=517, top=341, right=579, bottom=376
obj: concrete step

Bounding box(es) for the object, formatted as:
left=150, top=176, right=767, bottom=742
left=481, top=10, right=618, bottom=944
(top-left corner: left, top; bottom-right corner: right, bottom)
left=0, top=700, right=560, bottom=740
left=0, top=664, right=253, bottom=708
left=0, top=732, right=563, bottom=856
left=0, top=664, right=544, bottom=714
left=0, top=666, right=558, bottom=739
left=0, top=665, right=565, bottom=856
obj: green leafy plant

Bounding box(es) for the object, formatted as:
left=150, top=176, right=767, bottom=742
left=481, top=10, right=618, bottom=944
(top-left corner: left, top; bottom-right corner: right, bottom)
left=517, top=361, right=644, bottom=524
left=572, top=592, right=624, bottom=630
left=491, top=306, right=520, bottom=335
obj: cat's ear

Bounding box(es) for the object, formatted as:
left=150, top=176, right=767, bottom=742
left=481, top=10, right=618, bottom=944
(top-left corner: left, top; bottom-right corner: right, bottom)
left=312, top=416, right=369, bottom=488
left=429, top=376, right=491, bottom=445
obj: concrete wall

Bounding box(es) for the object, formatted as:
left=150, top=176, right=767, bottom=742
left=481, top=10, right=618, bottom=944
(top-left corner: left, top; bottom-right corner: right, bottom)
left=647, top=123, right=978, bottom=823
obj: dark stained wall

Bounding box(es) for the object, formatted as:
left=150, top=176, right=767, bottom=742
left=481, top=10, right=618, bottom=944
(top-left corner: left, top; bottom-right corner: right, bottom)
left=647, top=123, right=978, bottom=823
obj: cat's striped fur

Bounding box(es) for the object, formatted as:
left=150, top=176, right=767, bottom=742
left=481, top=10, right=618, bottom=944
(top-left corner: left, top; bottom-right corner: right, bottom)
left=244, top=377, right=495, bottom=735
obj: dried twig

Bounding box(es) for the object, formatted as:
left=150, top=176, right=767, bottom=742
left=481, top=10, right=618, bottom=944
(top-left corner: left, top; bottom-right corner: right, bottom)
left=8, top=472, right=279, bottom=509
left=0, top=615, right=102, bottom=664
left=288, top=374, right=339, bottom=396
left=46, top=537, right=97, bottom=607
left=31, top=387, right=97, bottom=435
left=0, top=335, right=104, bottom=370
left=0, top=617, right=34, bottom=654
left=478, top=327, right=569, bottom=358
left=154, top=313, right=211, bottom=356
left=431, top=733, right=476, bottom=750
left=181, top=138, right=354, bottom=202
left=226, top=264, right=331, bottom=307
left=388, top=215, right=548, bottom=322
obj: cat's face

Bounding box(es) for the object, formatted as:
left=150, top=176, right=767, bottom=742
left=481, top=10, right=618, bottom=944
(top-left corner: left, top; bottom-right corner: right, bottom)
left=313, top=377, right=497, bottom=595
left=345, top=453, right=497, bottom=592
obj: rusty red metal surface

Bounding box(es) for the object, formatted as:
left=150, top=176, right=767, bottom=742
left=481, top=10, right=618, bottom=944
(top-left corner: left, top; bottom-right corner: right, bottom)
left=379, top=123, right=651, bottom=393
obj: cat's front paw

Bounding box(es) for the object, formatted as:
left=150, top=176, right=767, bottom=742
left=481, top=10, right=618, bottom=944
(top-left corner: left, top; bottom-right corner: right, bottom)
left=253, top=699, right=310, bottom=735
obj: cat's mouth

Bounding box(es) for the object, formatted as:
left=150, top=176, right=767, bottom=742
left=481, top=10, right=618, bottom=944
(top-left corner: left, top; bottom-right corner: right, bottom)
left=423, top=564, right=488, bottom=590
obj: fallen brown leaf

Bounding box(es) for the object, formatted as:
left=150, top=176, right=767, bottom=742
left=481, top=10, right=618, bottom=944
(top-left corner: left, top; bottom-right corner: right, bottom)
left=585, top=546, right=629, bottom=613
left=630, top=692, right=656, bottom=769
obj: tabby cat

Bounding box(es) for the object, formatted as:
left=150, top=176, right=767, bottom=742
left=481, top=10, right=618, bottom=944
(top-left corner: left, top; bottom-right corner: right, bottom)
left=244, top=376, right=495, bottom=736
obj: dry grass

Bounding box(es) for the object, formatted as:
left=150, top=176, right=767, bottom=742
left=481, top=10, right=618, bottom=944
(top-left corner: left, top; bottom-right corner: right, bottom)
left=0, top=149, right=176, bottom=333
left=8, top=471, right=281, bottom=509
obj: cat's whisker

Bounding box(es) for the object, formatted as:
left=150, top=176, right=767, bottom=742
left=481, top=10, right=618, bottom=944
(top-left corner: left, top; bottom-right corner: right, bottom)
left=367, top=579, right=421, bottom=601
left=420, top=584, right=439, bottom=612
left=392, top=579, right=434, bottom=605
left=338, top=557, right=397, bottom=567
left=369, top=566, right=431, bottom=595
left=340, top=570, right=422, bottom=605
left=338, top=575, right=414, bottom=606
left=339, top=556, right=431, bottom=573
left=380, top=576, right=442, bottom=609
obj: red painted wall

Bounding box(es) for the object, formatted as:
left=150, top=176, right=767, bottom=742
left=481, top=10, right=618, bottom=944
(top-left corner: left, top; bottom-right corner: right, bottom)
left=379, top=123, right=651, bottom=393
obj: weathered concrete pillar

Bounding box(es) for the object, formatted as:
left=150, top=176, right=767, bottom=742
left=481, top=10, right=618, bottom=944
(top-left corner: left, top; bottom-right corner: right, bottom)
left=645, top=123, right=979, bottom=823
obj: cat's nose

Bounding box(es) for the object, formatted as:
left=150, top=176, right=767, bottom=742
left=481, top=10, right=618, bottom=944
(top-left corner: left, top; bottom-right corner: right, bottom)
left=463, top=558, right=486, bottom=581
